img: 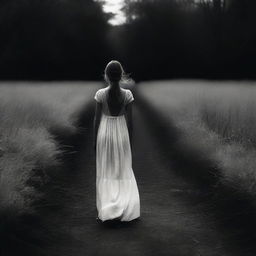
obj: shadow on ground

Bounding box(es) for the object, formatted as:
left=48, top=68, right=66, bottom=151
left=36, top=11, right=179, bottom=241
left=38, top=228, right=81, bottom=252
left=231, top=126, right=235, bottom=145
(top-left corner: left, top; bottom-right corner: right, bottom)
left=2, top=86, right=256, bottom=256
left=134, top=86, right=256, bottom=255
left=1, top=101, right=95, bottom=256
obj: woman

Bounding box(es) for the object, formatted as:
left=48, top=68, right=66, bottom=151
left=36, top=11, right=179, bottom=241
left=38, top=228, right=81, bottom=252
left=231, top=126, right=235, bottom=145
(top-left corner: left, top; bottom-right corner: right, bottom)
left=93, top=60, right=140, bottom=222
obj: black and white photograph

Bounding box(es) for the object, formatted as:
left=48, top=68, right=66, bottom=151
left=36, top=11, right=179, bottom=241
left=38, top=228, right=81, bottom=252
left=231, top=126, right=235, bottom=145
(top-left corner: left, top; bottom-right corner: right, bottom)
left=1, top=0, right=256, bottom=255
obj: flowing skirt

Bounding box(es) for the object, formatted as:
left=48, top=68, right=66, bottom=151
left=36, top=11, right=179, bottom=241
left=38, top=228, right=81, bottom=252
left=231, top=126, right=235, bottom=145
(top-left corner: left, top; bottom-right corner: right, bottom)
left=96, top=113, right=140, bottom=221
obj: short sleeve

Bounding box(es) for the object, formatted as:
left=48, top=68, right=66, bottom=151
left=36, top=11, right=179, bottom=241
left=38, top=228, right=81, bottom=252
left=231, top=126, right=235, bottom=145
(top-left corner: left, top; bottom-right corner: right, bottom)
left=126, top=90, right=134, bottom=104
left=94, top=89, right=102, bottom=103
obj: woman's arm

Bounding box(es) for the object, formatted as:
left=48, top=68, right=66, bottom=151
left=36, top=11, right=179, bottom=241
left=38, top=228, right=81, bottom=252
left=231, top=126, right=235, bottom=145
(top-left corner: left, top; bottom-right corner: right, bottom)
left=93, top=102, right=102, bottom=151
left=125, top=102, right=133, bottom=151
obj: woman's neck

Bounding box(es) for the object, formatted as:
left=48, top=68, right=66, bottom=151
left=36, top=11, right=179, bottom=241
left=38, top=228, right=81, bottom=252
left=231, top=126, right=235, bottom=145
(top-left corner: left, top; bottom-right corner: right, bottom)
left=109, top=81, right=120, bottom=91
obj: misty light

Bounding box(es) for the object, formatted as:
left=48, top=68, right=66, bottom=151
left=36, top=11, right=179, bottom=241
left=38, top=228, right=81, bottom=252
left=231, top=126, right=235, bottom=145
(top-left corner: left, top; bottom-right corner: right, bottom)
left=102, top=0, right=126, bottom=26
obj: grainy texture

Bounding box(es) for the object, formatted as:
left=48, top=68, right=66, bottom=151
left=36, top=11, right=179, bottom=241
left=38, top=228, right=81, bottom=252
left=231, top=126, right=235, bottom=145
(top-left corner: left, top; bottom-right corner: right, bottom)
left=2, top=81, right=256, bottom=256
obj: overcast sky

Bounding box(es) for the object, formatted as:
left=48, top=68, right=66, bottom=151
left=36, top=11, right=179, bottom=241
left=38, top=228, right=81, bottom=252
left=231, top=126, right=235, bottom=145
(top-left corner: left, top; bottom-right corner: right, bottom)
left=103, top=0, right=126, bottom=25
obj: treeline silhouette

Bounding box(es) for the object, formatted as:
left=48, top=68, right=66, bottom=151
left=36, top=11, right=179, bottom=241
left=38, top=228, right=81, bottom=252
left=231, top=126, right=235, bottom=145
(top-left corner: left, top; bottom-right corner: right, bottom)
left=117, top=0, right=256, bottom=80
left=0, top=0, right=255, bottom=80
left=0, top=0, right=111, bottom=80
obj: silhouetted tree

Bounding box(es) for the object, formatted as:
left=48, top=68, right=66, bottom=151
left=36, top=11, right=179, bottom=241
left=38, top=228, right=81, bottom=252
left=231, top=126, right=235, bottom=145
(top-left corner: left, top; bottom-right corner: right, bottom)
left=108, top=0, right=256, bottom=80
left=0, top=0, right=256, bottom=80
left=110, top=0, right=219, bottom=80
left=0, top=0, right=111, bottom=79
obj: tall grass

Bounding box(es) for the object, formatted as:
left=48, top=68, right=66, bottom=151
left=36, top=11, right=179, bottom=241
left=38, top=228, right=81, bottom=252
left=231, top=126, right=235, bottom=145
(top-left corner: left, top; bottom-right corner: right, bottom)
left=139, top=80, right=256, bottom=195
left=0, top=82, right=99, bottom=217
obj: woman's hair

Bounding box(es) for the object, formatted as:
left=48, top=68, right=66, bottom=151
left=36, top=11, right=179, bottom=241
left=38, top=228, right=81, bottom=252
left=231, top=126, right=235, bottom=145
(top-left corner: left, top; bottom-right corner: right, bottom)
left=104, top=60, right=132, bottom=85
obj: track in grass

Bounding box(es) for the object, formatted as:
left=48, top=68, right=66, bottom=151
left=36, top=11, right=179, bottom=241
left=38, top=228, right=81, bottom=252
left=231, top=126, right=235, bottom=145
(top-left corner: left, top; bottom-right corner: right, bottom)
left=3, top=87, right=256, bottom=256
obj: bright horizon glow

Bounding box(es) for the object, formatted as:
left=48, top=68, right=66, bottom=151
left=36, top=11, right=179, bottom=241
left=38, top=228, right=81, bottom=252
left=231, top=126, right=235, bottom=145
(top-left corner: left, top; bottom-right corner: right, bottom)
left=102, top=0, right=214, bottom=25
left=102, top=0, right=126, bottom=26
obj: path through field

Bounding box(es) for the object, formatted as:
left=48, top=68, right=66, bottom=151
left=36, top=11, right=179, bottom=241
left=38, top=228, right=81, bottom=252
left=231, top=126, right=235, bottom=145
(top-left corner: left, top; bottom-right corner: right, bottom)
left=3, top=85, right=256, bottom=256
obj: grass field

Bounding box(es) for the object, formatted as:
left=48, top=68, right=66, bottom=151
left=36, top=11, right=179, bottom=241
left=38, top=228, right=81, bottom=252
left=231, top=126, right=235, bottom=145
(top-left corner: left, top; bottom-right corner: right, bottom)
left=2, top=81, right=256, bottom=256
left=139, top=80, right=256, bottom=195
left=0, top=82, right=100, bottom=219
left=2, top=80, right=256, bottom=219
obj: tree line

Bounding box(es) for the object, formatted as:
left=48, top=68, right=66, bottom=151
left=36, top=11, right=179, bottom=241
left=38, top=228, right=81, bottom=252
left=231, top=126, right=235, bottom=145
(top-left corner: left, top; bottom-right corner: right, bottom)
left=0, top=0, right=111, bottom=80
left=116, top=0, right=256, bottom=80
left=0, top=0, right=255, bottom=80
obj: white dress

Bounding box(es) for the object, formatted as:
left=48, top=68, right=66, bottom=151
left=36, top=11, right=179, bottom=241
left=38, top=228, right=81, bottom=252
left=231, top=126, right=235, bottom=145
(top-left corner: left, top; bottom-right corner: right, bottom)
left=94, top=87, right=140, bottom=222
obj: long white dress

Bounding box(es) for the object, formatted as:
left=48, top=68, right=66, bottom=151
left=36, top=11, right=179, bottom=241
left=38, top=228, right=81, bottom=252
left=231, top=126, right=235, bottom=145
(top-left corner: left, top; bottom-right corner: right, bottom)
left=94, top=87, right=140, bottom=222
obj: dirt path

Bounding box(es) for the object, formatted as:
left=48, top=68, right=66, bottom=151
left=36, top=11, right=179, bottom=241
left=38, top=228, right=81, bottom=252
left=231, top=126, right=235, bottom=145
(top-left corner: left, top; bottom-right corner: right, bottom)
left=42, top=97, right=235, bottom=256
left=3, top=90, right=255, bottom=256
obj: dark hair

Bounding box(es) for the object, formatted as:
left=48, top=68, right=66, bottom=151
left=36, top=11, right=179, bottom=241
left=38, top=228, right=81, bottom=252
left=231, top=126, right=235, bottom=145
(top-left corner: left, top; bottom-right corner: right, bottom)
left=104, top=60, right=134, bottom=87
left=104, top=60, right=131, bottom=84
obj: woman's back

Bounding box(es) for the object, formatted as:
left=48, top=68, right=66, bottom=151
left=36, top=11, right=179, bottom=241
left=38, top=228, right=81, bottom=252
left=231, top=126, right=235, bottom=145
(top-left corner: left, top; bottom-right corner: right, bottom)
left=94, top=60, right=140, bottom=222
left=94, top=87, right=134, bottom=117
left=105, top=87, right=126, bottom=116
